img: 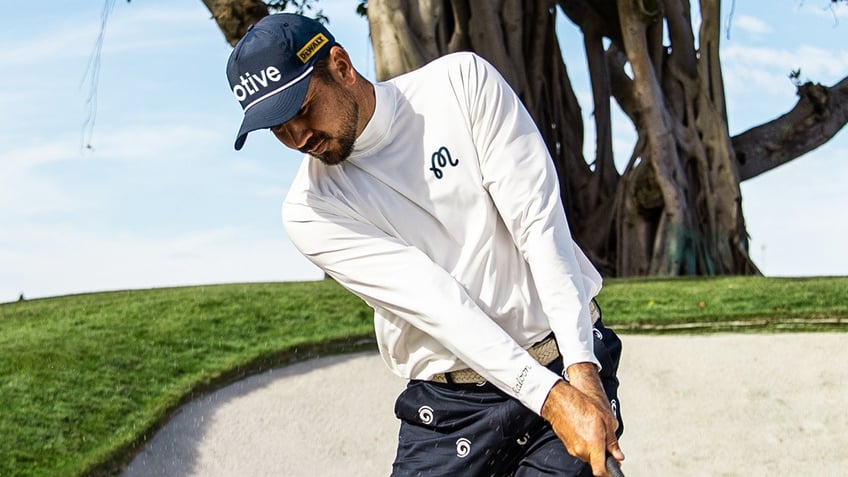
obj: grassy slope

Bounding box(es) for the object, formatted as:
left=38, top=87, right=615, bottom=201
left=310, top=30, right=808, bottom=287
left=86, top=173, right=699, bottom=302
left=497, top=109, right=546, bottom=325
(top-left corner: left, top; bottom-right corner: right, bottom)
left=599, top=276, right=848, bottom=331
left=0, top=281, right=373, bottom=477
left=0, top=277, right=846, bottom=476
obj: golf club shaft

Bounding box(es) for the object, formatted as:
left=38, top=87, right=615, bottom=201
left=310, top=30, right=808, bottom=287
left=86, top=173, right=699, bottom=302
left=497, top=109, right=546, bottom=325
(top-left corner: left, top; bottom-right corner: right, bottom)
left=606, top=454, right=625, bottom=477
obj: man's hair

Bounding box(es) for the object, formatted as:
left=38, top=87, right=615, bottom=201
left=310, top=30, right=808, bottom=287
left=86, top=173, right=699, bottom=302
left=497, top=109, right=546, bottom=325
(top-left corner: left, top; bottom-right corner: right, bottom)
left=311, top=54, right=334, bottom=84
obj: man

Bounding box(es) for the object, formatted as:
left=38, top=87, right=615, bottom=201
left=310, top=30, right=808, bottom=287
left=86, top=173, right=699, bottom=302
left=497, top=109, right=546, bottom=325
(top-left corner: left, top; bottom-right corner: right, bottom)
left=226, top=13, right=624, bottom=477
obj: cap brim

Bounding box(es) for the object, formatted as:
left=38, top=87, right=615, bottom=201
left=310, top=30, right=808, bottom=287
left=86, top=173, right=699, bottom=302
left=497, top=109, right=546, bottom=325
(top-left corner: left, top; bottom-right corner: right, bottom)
left=233, top=73, right=311, bottom=150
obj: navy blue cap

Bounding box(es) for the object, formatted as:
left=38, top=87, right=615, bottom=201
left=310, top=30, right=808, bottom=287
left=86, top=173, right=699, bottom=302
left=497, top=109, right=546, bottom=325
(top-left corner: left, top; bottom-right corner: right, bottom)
left=227, top=14, right=336, bottom=150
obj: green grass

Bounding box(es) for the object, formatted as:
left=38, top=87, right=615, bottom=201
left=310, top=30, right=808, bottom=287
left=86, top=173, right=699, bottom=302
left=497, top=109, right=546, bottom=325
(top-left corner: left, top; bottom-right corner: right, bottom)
left=0, top=276, right=846, bottom=476
left=598, top=276, right=848, bottom=332
left=0, top=281, right=373, bottom=477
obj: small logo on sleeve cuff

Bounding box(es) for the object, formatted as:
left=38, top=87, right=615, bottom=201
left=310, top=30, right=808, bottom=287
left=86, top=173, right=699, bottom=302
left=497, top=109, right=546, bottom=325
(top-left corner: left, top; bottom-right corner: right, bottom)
left=512, top=365, right=531, bottom=393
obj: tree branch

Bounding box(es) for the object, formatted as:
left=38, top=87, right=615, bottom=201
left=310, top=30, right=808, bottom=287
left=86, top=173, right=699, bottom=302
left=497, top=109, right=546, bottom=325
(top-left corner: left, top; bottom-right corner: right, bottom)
left=606, top=45, right=638, bottom=122
left=733, top=76, right=848, bottom=181
left=663, top=0, right=697, bottom=79
left=446, top=0, right=471, bottom=52
left=698, top=0, right=727, bottom=123
left=559, top=0, right=622, bottom=45
left=582, top=15, right=619, bottom=197
left=202, top=0, right=269, bottom=46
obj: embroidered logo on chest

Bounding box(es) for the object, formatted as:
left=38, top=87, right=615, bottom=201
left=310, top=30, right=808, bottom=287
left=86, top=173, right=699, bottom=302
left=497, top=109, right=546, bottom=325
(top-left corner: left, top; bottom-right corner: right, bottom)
left=429, top=146, right=459, bottom=179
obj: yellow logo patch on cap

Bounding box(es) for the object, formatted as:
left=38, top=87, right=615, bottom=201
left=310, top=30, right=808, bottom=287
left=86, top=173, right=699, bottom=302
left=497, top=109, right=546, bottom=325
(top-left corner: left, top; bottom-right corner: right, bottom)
left=297, top=33, right=329, bottom=63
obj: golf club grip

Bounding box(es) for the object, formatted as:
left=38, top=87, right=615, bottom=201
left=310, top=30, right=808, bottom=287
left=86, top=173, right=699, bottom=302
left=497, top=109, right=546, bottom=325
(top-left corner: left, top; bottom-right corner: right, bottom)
left=606, top=454, right=625, bottom=477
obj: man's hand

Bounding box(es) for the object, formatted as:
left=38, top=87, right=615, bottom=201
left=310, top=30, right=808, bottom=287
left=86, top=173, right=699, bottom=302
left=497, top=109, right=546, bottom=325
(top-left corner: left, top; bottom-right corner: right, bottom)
left=566, top=362, right=620, bottom=438
left=540, top=367, right=624, bottom=477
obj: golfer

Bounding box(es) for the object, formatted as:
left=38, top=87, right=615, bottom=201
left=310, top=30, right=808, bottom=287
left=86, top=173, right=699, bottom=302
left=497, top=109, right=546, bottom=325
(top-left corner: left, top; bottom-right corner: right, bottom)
left=226, top=13, right=624, bottom=477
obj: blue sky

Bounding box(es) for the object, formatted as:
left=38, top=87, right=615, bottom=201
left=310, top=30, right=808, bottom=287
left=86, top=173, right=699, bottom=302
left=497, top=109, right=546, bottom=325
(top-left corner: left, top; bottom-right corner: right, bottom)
left=1, top=0, right=846, bottom=303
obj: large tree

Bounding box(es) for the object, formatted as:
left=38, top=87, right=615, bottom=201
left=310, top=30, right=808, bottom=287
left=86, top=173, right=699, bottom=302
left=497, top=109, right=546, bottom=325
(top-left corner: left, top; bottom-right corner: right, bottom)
left=203, top=0, right=848, bottom=277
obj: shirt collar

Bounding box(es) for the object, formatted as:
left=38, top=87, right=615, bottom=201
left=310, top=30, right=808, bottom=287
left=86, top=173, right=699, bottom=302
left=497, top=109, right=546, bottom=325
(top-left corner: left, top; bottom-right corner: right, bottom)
left=350, top=82, right=396, bottom=159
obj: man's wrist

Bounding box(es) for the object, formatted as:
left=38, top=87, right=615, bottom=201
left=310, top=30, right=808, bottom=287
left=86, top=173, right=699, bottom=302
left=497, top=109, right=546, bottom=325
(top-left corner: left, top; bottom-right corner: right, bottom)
left=540, top=379, right=570, bottom=422
left=563, top=361, right=600, bottom=382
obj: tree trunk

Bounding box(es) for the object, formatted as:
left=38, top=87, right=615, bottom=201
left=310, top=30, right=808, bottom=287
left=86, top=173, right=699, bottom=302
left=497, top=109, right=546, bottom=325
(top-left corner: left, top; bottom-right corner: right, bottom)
left=204, top=0, right=847, bottom=277
left=366, top=0, right=759, bottom=276
left=202, top=0, right=269, bottom=46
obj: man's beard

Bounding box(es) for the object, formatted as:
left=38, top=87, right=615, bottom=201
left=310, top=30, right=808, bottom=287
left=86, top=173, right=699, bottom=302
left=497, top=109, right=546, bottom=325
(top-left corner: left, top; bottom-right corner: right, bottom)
left=302, top=90, right=359, bottom=166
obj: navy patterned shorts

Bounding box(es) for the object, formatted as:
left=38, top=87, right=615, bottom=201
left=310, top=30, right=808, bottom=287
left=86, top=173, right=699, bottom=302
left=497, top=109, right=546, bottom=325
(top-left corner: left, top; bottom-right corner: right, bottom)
left=390, top=318, right=623, bottom=477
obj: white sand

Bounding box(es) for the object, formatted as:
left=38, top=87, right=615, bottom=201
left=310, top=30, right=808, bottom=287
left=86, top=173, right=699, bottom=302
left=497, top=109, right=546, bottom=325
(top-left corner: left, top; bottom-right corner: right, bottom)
left=122, top=333, right=848, bottom=476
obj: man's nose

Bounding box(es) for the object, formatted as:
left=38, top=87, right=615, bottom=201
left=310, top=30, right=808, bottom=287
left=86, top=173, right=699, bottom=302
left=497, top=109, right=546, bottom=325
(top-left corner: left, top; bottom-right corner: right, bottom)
left=281, top=120, right=312, bottom=150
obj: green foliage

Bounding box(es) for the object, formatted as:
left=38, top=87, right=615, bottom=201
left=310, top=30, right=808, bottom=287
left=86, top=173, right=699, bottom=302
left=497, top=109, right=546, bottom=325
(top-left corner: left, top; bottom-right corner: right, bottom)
left=1, top=277, right=846, bottom=475
left=789, top=68, right=803, bottom=87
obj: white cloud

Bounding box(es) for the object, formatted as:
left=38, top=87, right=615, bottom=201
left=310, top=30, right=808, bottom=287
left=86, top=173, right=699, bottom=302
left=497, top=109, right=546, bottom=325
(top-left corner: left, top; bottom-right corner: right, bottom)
left=723, top=61, right=796, bottom=98
left=102, top=4, right=225, bottom=54
left=0, top=120, right=226, bottom=176
left=797, top=1, right=848, bottom=21
left=0, top=118, right=237, bottom=221
left=0, top=23, right=98, bottom=66
left=0, top=3, right=216, bottom=67
left=793, top=45, right=848, bottom=80
left=251, top=185, right=291, bottom=198
left=1, top=139, right=79, bottom=170
left=722, top=44, right=848, bottom=81
left=0, top=223, right=323, bottom=303
left=734, top=15, right=771, bottom=35
left=0, top=172, right=87, bottom=219
left=0, top=137, right=87, bottom=217
left=721, top=43, right=848, bottom=112
left=90, top=123, right=225, bottom=161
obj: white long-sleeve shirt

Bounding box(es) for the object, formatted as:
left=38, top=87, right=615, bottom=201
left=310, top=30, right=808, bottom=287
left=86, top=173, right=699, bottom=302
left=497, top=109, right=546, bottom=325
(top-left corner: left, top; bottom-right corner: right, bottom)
left=282, top=52, right=602, bottom=414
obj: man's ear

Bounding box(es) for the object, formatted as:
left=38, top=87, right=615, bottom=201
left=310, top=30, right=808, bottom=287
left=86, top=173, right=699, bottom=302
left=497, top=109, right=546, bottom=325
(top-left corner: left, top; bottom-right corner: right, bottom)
left=328, top=46, right=355, bottom=85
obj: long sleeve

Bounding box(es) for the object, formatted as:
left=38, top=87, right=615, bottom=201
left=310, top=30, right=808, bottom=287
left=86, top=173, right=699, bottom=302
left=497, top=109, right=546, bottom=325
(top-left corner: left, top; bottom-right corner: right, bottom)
left=283, top=193, right=562, bottom=413
left=281, top=52, right=602, bottom=415
left=459, top=54, right=601, bottom=370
